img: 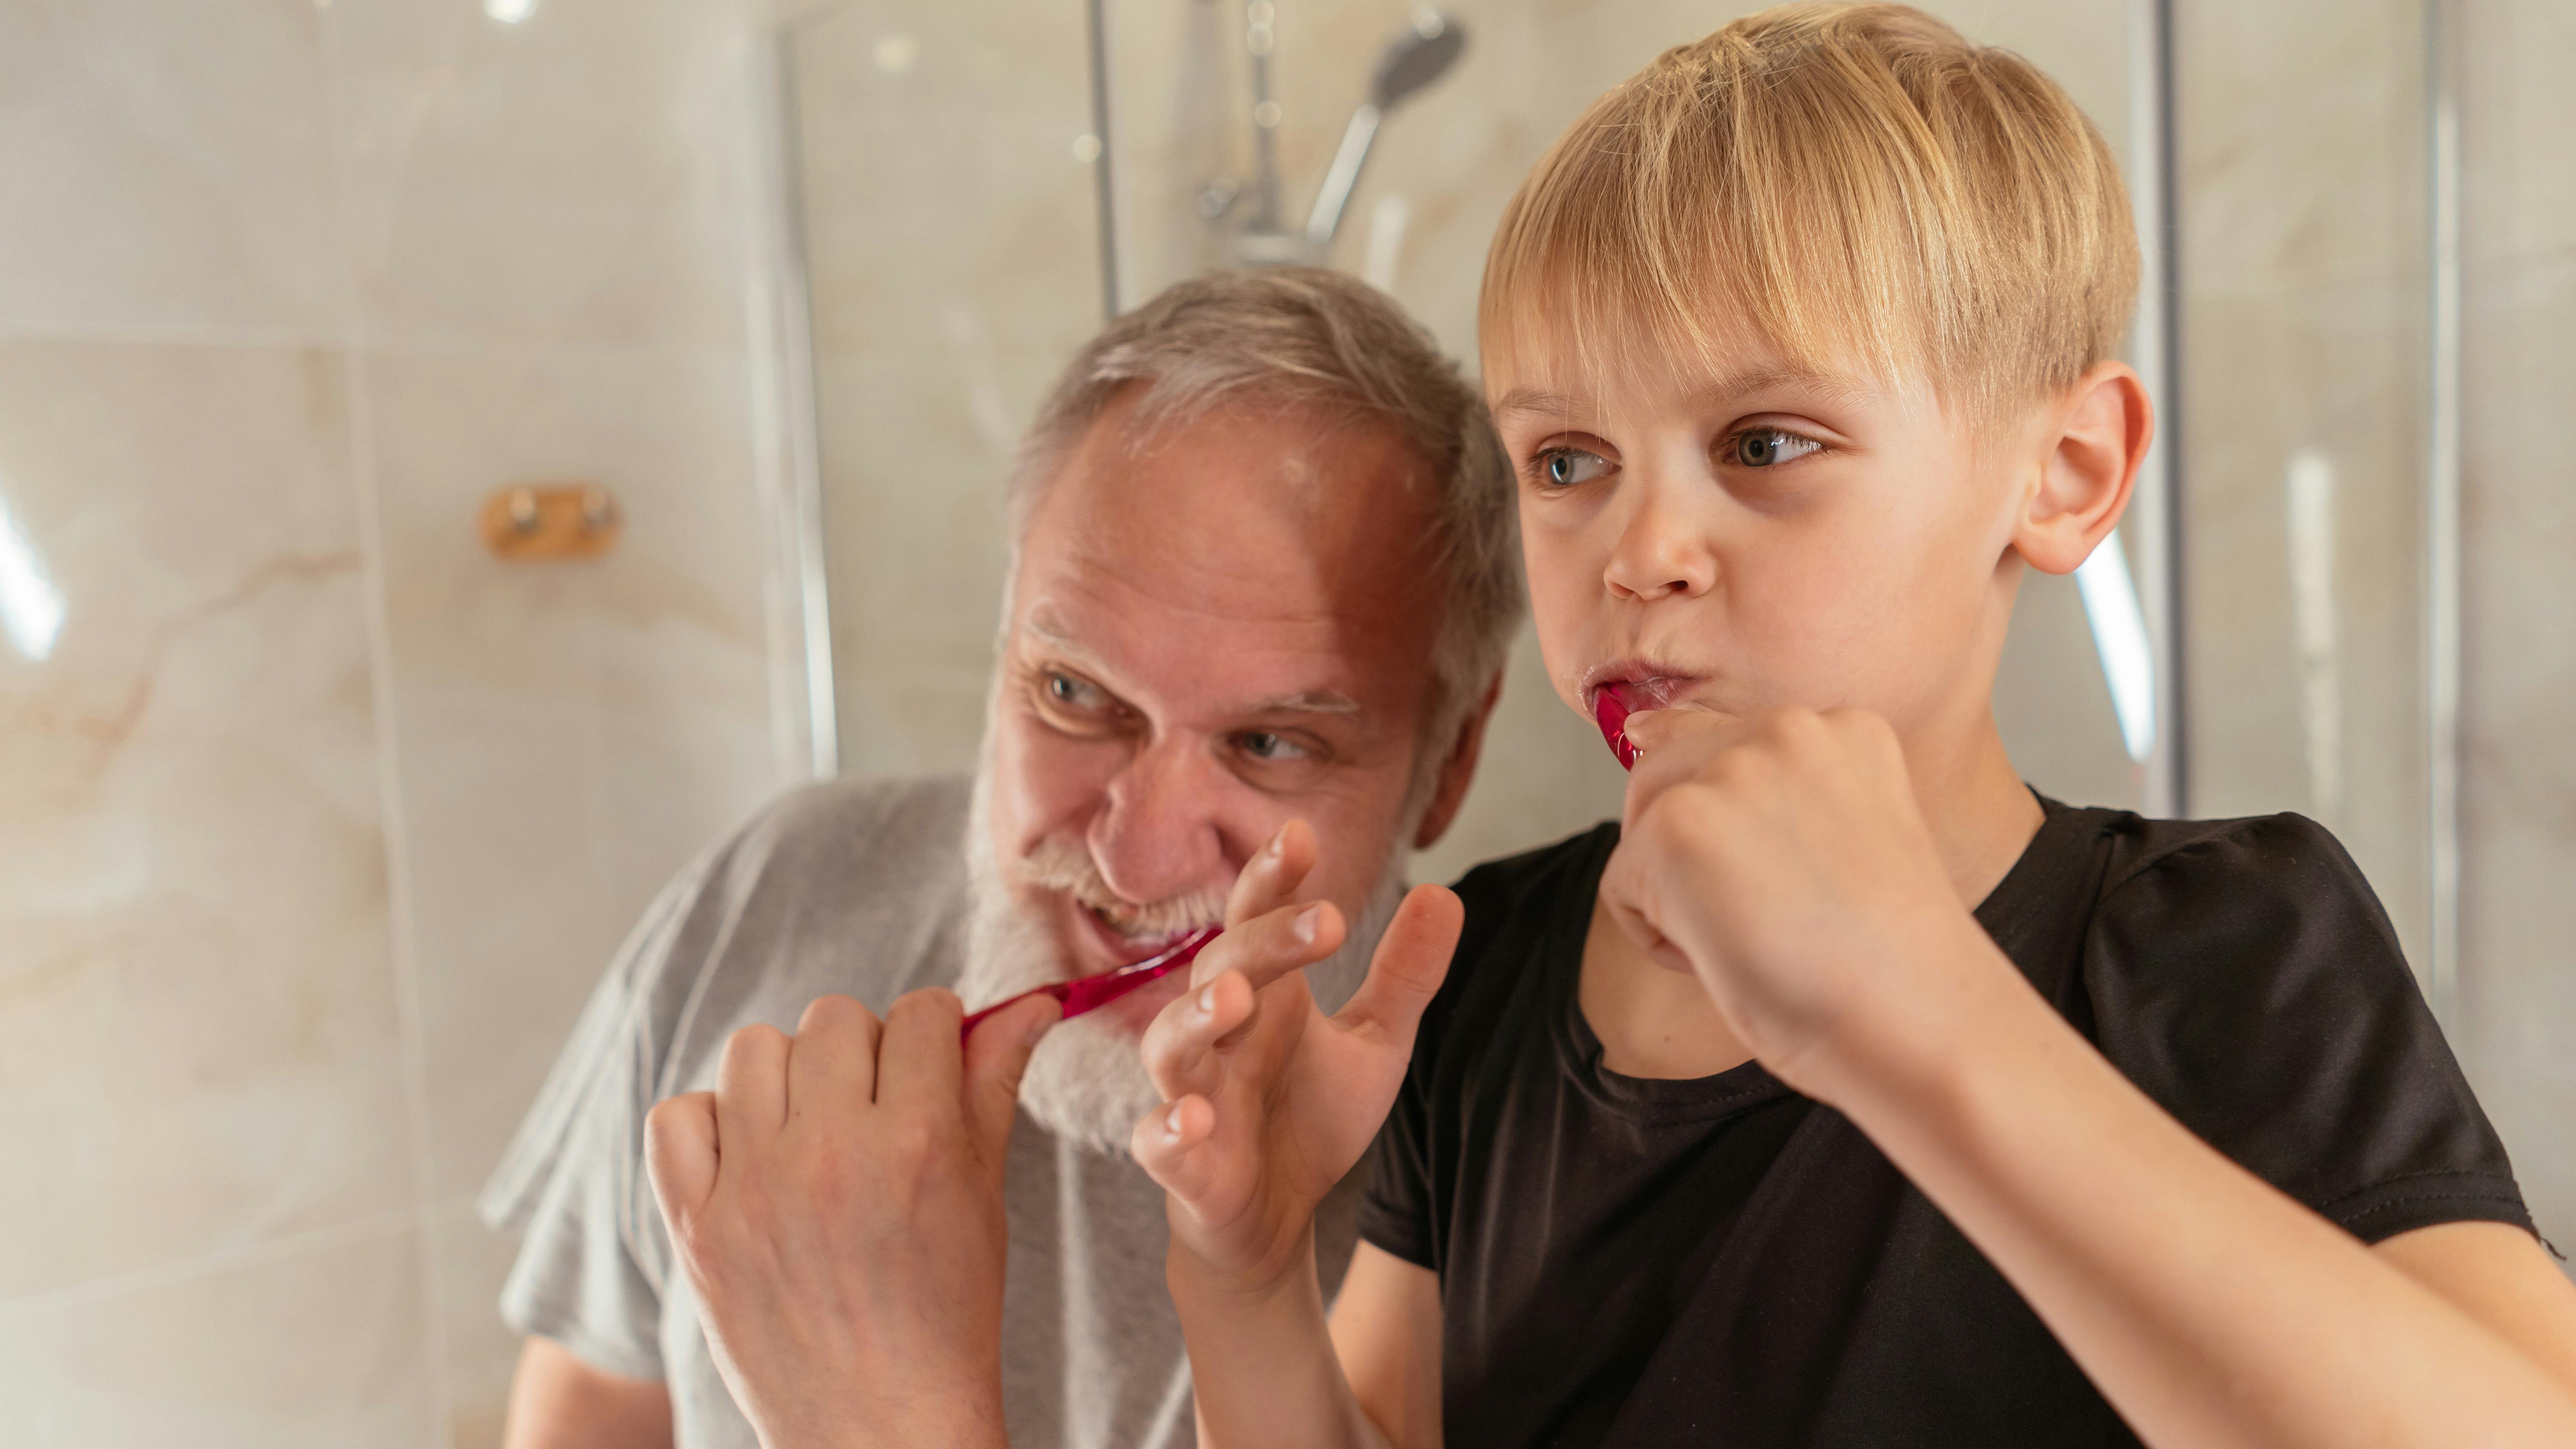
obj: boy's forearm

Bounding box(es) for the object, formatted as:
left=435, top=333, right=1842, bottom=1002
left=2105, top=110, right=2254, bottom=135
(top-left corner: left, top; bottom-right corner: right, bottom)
left=1167, top=1231, right=1389, bottom=1449
left=1817, top=939, right=2576, bottom=1449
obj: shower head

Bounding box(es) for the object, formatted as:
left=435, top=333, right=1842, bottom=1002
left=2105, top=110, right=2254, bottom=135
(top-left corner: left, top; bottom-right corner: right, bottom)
left=1370, top=10, right=1467, bottom=111
left=1304, top=9, right=1469, bottom=249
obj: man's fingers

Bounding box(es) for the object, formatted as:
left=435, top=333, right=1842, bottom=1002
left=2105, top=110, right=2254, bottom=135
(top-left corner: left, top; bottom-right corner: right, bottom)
left=963, top=994, right=1059, bottom=1166
left=1141, top=967, right=1259, bottom=1101
left=876, top=988, right=966, bottom=1115
left=715, top=1023, right=790, bottom=1146
left=1334, top=884, right=1464, bottom=1044
left=1128, top=1094, right=1220, bottom=1204
left=644, top=1091, right=720, bottom=1231
left=786, top=994, right=882, bottom=1122
left=1216, top=819, right=1318, bottom=948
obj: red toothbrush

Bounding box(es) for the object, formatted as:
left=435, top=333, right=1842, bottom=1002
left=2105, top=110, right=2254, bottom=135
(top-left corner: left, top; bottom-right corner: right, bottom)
left=1594, top=688, right=1642, bottom=770
left=959, top=924, right=1223, bottom=1040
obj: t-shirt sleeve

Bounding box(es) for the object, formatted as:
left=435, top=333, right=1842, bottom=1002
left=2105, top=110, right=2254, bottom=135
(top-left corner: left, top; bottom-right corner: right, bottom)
left=2084, top=813, right=2529, bottom=1243
left=475, top=848, right=720, bottom=1381
left=1358, top=1049, right=1441, bottom=1272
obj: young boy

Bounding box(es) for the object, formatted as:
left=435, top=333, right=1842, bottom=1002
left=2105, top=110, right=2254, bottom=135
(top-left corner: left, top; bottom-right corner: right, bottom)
left=1131, top=5, right=2576, bottom=1445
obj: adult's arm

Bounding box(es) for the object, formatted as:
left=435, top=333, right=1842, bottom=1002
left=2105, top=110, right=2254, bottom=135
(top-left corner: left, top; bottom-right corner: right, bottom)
left=502, top=1337, right=674, bottom=1449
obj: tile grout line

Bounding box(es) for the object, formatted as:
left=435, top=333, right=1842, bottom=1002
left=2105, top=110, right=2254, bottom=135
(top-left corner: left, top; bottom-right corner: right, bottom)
left=0, top=1210, right=422, bottom=1324
left=314, top=2, right=457, bottom=1439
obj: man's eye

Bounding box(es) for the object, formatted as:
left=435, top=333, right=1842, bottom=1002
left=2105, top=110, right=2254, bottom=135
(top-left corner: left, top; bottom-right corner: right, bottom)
left=1237, top=731, right=1308, bottom=762
left=1044, top=671, right=1108, bottom=711
left=1533, top=447, right=1613, bottom=488
left=1727, top=428, right=1823, bottom=468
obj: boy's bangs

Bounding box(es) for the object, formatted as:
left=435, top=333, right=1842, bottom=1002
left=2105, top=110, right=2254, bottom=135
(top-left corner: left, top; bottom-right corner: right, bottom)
left=1479, top=3, right=2140, bottom=422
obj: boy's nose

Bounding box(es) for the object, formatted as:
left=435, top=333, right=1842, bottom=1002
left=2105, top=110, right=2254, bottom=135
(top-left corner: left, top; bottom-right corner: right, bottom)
left=1088, top=734, right=1229, bottom=907
left=1603, top=482, right=1718, bottom=602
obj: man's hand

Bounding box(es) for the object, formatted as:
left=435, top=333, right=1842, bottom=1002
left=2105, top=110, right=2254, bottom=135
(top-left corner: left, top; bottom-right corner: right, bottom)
left=1600, top=706, right=2008, bottom=1097
left=1132, top=819, right=1463, bottom=1294
left=643, top=988, right=1060, bottom=1449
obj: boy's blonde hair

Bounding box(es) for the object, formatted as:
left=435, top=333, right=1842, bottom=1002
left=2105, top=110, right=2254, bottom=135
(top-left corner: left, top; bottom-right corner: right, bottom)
left=1482, top=2, right=2139, bottom=419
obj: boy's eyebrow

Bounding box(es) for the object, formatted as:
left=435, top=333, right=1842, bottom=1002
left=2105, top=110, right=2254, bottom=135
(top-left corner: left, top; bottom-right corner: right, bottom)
left=1490, top=386, right=1581, bottom=424
left=1491, top=366, right=1875, bottom=428
left=1693, top=363, right=1878, bottom=409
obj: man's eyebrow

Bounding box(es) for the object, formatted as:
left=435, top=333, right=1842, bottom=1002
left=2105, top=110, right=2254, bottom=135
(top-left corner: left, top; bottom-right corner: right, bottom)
left=1246, top=689, right=1361, bottom=716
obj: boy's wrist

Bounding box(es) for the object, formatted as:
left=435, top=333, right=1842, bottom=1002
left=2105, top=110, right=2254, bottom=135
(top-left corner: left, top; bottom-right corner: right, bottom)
left=1792, top=919, right=2044, bottom=1116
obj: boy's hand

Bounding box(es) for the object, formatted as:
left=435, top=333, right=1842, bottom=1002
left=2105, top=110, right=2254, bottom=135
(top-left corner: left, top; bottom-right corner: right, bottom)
left=1132, top=820, right=1463, bottom=1292
left=643, top=988, right=1058, bottom=1449
left=1601, top=706, right=2008, bottom=1097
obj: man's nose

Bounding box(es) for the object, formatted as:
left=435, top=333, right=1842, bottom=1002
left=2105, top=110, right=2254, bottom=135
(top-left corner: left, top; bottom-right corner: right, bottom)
left=1088, top=734, right=1230, bottom=905
left=1603, top=467, right=1719, bottom=603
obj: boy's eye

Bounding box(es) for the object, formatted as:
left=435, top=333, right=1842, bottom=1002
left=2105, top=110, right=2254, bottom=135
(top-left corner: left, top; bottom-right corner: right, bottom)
left=1534, top=447, right=1613, bottom=488
left=1727, top=428, right=1822, bottom=468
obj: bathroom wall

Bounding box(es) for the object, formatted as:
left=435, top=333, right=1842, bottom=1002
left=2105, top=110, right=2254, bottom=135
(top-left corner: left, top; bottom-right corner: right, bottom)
left=2457, top=0, right=2576, bottom=1275
left=2172, top=0, right=2435, bottom=969
left=0, top=0, right=811, bottom=1440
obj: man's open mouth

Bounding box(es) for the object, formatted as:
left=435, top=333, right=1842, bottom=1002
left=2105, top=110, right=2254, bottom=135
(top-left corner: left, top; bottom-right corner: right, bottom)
left=1078, top=900, right=1218, bottom=966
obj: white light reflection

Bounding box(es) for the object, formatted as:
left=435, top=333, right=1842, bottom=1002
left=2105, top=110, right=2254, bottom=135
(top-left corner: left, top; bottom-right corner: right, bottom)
left=2285, top=448, right=2343, bottom=819
left=484, top=0, right=535, bottom=24
left=2075, top=528, right=2157, bottom=763
left=0, top=490, right=65, bottom=662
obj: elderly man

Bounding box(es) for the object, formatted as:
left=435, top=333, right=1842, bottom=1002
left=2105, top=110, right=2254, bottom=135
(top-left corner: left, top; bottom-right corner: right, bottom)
left=480, top=267, right=1522, bottom=1449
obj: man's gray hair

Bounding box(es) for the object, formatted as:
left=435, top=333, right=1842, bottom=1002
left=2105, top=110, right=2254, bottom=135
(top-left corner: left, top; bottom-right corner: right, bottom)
left=1006, top=267, right=1526, bottom=773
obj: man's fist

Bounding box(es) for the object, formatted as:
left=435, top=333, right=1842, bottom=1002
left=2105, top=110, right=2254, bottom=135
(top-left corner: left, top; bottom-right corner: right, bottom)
left=644, top=988, right=1059, bottom=1449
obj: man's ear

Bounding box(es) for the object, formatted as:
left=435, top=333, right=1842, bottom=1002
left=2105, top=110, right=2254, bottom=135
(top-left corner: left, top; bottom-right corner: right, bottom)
left=1411, top=670, right=1505, bottom=851
left=2014, top=360, right=2154, bottom=576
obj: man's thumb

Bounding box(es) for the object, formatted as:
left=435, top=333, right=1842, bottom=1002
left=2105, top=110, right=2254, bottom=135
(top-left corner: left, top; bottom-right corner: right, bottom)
left=963, top=994, right=1061, bottom=1165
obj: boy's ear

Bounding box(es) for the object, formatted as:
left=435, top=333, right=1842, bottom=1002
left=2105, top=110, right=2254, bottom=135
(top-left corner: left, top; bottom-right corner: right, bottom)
left=2013, top=360, right=2154, bottom=576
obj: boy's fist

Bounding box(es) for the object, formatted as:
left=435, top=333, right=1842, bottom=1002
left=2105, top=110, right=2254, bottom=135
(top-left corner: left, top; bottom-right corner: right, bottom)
left=1132, top=819, right=1462, bottom=1293
left=1601, top=706, right=2015, bottom=1098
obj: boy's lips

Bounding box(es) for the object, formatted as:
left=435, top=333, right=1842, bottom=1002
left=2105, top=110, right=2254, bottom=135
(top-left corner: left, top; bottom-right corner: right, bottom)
left=1582, top=669, right=1700, bottom=770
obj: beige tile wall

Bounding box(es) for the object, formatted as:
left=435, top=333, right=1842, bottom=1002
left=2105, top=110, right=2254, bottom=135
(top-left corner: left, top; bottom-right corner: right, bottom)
left=2458, top=0, right=2576, bottom=1272
left=0, top=0, right=808, bottom=1440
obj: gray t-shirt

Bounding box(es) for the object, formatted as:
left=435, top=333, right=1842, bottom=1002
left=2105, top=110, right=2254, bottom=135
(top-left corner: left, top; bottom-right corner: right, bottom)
left=480, top=773, right=1361, bottom=1449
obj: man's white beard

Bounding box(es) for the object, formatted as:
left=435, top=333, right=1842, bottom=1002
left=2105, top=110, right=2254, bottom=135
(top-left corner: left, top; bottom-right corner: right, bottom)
left=960, top=770, right=1410, bottom=1155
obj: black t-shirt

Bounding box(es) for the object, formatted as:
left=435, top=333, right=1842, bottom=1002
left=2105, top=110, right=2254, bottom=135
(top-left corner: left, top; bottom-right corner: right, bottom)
left=1360, top=799, right=2529, bottom=1448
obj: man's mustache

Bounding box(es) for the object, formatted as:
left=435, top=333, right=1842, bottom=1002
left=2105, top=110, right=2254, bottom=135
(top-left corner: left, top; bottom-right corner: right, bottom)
left=1013, top=835, right=1228, bottom=939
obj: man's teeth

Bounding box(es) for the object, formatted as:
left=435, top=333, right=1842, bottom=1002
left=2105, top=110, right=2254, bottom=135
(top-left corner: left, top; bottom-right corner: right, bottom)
left=1086, top=905, right=1194, bottom=947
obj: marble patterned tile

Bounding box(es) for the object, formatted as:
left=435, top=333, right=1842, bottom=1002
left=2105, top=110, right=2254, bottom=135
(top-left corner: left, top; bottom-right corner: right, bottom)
left=0, top=0, right=348, bottom=340
left=0, top=338, right=414, bottom=1301
left=2460, top=0, right=2576, bottom=266
left=429, top=1197, right=529, bottom=1449
left=2176, top=0, right=2427, bottom=296
left=0, top=1225, right=442, bottom=1448
left=2458, top=249, right=2576, bottom=1081
left=360, top=341, right=781, bottom=1197
left=2178, top=276, right=2433, bottom=964
left=324, top=0, right=762, bottom=350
